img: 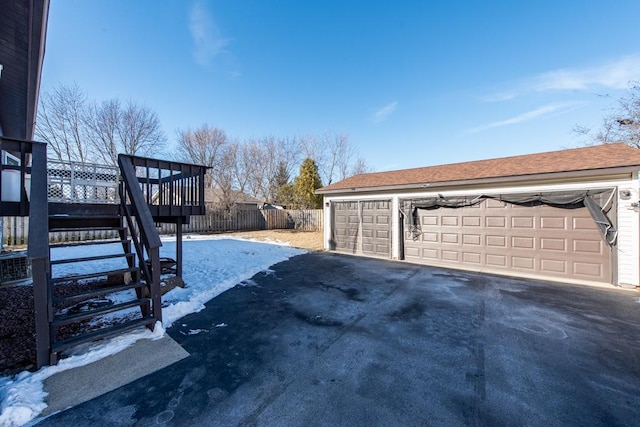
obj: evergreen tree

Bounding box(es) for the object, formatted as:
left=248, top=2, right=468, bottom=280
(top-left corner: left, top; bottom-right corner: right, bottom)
left=293, top=158, right=323, bottom=209
left=271, top=161, right=291, bottom=204
left=276, top=183, right=296, bottom=208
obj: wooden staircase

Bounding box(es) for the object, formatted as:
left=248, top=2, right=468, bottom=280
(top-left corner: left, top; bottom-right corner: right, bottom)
left=1, top=136, right=207, bottom=368
left=47, top=211, right=156, bottom=363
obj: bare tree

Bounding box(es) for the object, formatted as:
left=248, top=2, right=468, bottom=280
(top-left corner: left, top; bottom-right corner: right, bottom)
left=211, top=141, right=242, bottom=210
left=326, top=131, right=352, bottom=184
left=176, top=124, right=228, bottom=188
left=575, top=82, right=640, bottom=149
left=36, top=83, right=90, bottom=162
left=86, top=99, right=166, bottom=166
left=118, top=101, right=166, bottom=158
left=299, top=131, right=364, bottom=184
left=350, top=156, right=373, bottom=176
left=85, top=99, right=119, bottom=166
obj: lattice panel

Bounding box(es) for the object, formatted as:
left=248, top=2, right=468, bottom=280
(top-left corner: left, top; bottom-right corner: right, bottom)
left=47, top=160, right=119, bottom=203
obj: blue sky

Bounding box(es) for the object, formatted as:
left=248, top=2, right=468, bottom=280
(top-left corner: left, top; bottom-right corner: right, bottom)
left=40, top=0, right=640, bottom=172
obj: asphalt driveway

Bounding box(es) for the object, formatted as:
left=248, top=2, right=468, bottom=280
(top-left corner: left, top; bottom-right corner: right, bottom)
left=39, top=252, right=640, bottom=426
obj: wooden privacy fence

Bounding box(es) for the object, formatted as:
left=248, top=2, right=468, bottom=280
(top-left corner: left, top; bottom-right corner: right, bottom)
left=157, top=209, right=323, bottom=235
left=1, top=209, right=323, bottom=247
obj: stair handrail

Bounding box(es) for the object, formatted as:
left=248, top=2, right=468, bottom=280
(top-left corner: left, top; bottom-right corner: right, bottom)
left=117, top=154, right=162, bottom=323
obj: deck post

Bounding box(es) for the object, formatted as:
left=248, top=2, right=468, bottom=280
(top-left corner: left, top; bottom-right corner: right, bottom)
left=176, top=217, right=183, bottom=278
left=27, top=142, right=51, bottom=368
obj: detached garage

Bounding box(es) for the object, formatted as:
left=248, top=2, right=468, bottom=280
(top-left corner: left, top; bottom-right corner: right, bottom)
left=317, top=144, right=640, bottom=288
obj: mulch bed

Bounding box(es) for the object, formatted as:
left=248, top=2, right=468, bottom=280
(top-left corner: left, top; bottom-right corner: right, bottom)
left=0, top=284, right=37, bottom=376
left=0, top=280, right=126, bottom=377
left=0, top=277, right=177, bottom=377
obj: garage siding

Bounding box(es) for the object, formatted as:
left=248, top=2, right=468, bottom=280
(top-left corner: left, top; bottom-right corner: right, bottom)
left=403, top=198, right=612, bottom=283
left=332, top=200, right=391, bottom=258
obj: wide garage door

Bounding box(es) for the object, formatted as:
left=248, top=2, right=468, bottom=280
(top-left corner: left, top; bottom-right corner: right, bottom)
left=403, top=198, right=613, bottom=284
left=332, top=200, right=391, bottom=258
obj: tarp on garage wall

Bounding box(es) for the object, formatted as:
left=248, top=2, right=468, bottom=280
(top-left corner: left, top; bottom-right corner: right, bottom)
left=404, top=188, right=617, bottom=246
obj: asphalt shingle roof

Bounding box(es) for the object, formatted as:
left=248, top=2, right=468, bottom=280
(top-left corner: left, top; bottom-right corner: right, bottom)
left=317, top=143, right=640, bottom=193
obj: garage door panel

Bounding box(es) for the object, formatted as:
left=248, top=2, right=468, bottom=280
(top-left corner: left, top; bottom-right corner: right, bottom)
left=512, top=256, right=535, bottom=270
left=574, top=262, right=602, bottom=277
left=404, top=200, right=612, bottom=284
left=541, top=259, right=567, bottom=273
left=512, top=236, right=535, bottom=249
left=540, top=217, right=566, bottom=229
left=574, top=239, right=602, bottom=254
left=512, top=216, right=534, bottom=228
left=463, top=234, right=481, bottom=245
left=377, top=215, right=389, bottom=224
left=540, top=238, right=566, bottom=251
left=422, top=232, right=438, bottom=242
left=462, top=216, right=481, bottom=227
left=486, top=235, right=507, bottom=247
left=486, top=254, right=507, bottom=267
left=486, top=217, right=506, bottom=227
left=405, top=247, right=420, bottom=258
left=376, top=230, right=389, bottom=239
left=422, top=216, right=438, bottom=225
left=423, top=248, right=438, bottom=259
left=442, top=233, right=458, bottom=244
left=573, top=217, right=596, bottom=230
left=442, top=250, right=459, bottom=261
left=463, top=252, right=481, bottom=264
left=442, top=216, right=458, bottom=226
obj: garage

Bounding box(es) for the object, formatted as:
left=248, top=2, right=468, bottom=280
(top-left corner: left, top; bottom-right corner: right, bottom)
left=331, top=200, right=391, bottom=258
left=318, top=143, right=640, bottom=288
left=402, top=194, right=614, bottom=283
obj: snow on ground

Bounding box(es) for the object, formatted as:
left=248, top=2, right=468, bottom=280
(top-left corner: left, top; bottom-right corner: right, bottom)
left=0, top=235, right=305, bottom=427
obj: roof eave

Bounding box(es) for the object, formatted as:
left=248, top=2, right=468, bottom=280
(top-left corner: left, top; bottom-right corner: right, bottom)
left=316, top=165, right=640, bottom=195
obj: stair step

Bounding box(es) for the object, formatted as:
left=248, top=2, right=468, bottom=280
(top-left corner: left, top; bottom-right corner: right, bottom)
left=51, top=266, right=140, bottom=284
left=49, top=215, right=123, bottom=231
left=53, top=298, right=152, bottom=327
left=52, top=316, right=156, bottom=354
left=52, top=281, right=146, bottom=304
left=50, top=239, right=131, bottom=249
left=49, top=226, right=126, bottom=233
left=51, top=252, right=134, bottom=265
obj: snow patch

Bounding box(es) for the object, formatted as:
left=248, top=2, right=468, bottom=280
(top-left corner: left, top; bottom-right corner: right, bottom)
left=0, top=237, right=305, bottom=427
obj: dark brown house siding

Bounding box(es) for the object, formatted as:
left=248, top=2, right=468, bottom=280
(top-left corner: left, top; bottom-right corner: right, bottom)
left=0, top=0, right=49, bottom=139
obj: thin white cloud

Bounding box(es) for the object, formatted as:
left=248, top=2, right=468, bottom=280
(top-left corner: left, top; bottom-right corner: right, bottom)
left=189, top=1, right=231, bottom=67
left=534, top=55, right=640, bottom=91
left=484, top=55, right=640, bottom=101
left=371, top=101, right=398, bottom=124
left=482, top=91, right=518, bottom=102
left=468, top=101, right=587, bottom=133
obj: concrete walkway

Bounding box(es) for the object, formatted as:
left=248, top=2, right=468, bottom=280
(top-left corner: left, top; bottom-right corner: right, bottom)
left=38, top=252, right=640, bottom=426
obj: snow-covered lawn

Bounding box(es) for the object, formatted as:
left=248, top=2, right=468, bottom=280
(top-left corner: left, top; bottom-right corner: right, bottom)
left=0, top=235, right=305, bottom=426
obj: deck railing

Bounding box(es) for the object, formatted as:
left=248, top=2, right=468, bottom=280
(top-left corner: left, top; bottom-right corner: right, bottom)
left=121, top=155, right=208, bottom=219
left=47, top=159, right=119, bottom=204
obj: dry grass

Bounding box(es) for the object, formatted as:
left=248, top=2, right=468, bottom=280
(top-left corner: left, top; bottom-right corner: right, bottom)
left=218, top=229, right=324, bottom=251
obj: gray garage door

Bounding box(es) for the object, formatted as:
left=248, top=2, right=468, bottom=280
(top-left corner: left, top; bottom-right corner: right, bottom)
left=332, top=200, right=391, bottom=258
left=403, top=198, right=613, bottom=283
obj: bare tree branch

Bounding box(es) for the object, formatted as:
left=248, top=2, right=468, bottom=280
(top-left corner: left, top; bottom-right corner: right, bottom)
left=35, top=83, right=90, bottom=162
left=575, top=82, right=640, bottom=149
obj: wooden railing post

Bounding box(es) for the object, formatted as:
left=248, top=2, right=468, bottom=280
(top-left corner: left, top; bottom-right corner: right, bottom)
left=118, top=155, right=163, bottom=323
left=27, top=142, right=51, bottom=368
